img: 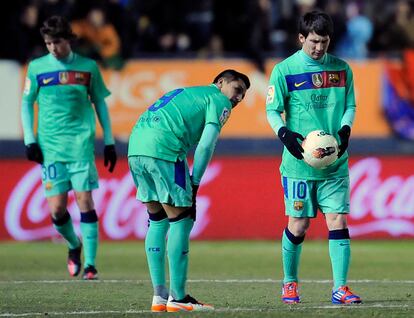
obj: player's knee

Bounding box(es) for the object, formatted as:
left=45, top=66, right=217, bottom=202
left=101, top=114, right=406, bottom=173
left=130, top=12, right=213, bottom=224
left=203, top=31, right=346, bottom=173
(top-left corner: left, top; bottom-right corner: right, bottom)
left=326, top=213, right=347, bottom=230
left=147, top=208, right=168, bottom=223
left=168, top=206, right=195, bottom=223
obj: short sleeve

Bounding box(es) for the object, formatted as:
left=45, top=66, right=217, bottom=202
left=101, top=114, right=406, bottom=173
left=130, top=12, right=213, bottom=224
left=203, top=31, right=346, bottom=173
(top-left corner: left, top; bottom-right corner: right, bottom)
left=266, top=64, right=288, bottom=113
left=22, top=63, right=38, bottom=104
left=205, top=93, right=232, bottom=131
left=345, top=64, right=356, bottom=108
left=89, top=61, right=111, bottom=103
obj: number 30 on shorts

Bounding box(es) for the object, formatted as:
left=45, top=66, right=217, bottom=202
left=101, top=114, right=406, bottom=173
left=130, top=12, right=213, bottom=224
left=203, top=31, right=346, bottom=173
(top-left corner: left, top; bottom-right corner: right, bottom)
left=42, top=163, right=57, bottom=181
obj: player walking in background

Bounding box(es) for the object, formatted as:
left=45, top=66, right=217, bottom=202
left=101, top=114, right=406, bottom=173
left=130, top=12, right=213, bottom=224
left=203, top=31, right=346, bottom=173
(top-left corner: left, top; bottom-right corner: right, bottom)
left=266, top=11, right=361, bottom=304
left=21, top=16, right=117, bottom=280
left=128, top=70, right=249, bottom=312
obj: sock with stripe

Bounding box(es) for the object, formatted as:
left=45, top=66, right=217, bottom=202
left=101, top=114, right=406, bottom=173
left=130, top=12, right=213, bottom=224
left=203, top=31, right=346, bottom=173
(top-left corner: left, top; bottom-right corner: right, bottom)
left=282, top=227, right=305, bottom=284
left=145, top=209, right=170, bottom=299
left=167, top=212, right=194, bottom=300
left=329, top=229, right=351, bottom=289
left=52, top=210, right=81, bottom=250
left=80, top=210, right=99, bottom=268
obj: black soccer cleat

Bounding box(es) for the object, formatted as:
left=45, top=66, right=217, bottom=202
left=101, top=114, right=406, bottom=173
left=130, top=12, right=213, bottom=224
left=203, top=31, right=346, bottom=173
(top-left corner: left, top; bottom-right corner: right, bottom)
left=82, top=265, right=98, bottom=280
left=67, top=244, right=82, bottom=277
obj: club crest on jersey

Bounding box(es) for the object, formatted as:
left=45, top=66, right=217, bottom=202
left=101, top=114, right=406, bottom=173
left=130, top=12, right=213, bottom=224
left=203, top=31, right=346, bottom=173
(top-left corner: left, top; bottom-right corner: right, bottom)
left=59, top=72, right=69, bottom=84
left=328, top=73, right=340, bottom=84
left=293, top=201, right=304, bottom=211
left=312, top=73, right=323, bottom=87
left=75, top=72, right=85, bottom=83
left=266, top=85, right=275, bottom=104
left=219, top=108, right=230, bottom=125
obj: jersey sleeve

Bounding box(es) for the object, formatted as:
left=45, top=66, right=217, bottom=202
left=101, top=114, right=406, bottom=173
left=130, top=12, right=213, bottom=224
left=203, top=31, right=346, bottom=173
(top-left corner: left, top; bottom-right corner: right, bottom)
left=205, top=93, right=232, bottom=131
left=22, top=63, right=39, bottom=104
left=89, top=61, right=111, bottom=103
left=345, top=64, right=356, bottom=108
left=266, top=64, right=288, bottom=113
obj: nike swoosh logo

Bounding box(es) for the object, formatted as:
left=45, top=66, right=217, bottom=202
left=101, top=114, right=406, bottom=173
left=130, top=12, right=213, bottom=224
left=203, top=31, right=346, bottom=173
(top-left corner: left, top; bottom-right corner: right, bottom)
left=294, top=81, right=307, bottom=87
left=43, top=77, right=54, bottom=84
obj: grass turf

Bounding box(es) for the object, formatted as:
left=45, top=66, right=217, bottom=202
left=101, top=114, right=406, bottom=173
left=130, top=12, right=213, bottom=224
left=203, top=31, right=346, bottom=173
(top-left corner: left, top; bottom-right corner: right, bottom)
left=1, top=240, right=413, bottom=317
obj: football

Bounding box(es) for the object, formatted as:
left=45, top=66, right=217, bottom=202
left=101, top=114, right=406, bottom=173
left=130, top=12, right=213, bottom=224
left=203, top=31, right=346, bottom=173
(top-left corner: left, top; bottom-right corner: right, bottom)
left=302, top=130, right=339, bottom=169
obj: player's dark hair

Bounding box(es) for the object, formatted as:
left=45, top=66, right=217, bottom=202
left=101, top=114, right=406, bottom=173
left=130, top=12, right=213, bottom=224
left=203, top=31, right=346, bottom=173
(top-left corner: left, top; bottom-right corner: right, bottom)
left=40, top=15, right=76, bottom=40
left=298, top=10, right=333, bottom=38
left=213, top=69, right=251, bottom=89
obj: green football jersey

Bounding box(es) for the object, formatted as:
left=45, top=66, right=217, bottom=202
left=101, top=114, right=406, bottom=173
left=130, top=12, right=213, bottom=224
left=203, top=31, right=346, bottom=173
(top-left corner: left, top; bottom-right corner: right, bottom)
left=128, top=84, right=232, bottom=162
left=266, top=50, right=356, bottom=179
left=22, top=53, right=110, bottom=161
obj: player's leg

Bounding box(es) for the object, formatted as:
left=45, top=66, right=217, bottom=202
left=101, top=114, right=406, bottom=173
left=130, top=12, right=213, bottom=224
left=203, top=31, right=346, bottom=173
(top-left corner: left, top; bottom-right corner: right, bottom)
left=75, top=190, right=99, bottom=280
left=319, top=177, right=361, bottom=304
left=43, top=162, right=82, bottom=276
left=145, top=201, right=170, bottom=312
left=280, top=177, right=316, bottom=303
left=69, top=161, right=100, bottom=280
left=163, top=204, right=212, bottom=312
left=129, top=156, right=170, bottom=311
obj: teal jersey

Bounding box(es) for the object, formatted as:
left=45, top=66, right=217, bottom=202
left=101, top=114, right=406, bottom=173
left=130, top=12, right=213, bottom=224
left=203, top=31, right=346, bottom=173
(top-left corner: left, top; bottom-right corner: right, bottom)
left=266, top=50, right=356, bottom=179
left=22, top=53, right=110, bottom=161
left=128, top=84, right=232, bottom=162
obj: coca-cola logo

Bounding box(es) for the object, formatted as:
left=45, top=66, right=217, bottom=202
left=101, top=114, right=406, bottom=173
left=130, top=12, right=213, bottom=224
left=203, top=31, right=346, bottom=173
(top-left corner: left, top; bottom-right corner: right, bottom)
left=349, top=157, right=414, bottom=237
left=5, top=163, right=222, bottom=240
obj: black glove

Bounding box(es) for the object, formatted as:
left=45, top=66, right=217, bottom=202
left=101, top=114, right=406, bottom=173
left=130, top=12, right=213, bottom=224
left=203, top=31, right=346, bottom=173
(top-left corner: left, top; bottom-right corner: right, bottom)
left=190, top=177, right=199, bottom=221
left=278, top=127, right=305, bottom=160
left=337, top=125, right=351, bottom=158
left=104, top=145, right=117, bottom=173
left=25, top=143, right=44, bottom=164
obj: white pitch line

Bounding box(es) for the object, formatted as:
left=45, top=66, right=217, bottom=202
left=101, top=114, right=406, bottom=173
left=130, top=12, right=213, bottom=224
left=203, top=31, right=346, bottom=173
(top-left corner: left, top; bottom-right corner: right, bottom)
left=0, top=305, right=411, bottom=317
left=1, top=279, right=414, bottom=284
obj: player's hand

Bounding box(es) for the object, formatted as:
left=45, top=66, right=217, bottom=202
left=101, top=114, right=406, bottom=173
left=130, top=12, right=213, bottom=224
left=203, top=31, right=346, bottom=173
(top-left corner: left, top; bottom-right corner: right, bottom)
left=25, top=143, right=44, bottom=164
left=337, top=125, right=351, bottom=158
left=104, top=144, right=117, bottom=173
left=278, top=127, right=304, bottom=160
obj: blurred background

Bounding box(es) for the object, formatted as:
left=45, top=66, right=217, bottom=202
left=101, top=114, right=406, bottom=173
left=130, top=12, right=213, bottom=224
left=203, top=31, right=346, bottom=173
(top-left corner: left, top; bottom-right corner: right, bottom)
left=1, top=0, right=414, bottom=242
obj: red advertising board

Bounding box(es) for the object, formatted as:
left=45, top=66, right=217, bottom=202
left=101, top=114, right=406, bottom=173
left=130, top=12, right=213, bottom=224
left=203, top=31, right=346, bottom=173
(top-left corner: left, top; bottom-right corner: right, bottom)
left=1, top=156, right=414, bottom=241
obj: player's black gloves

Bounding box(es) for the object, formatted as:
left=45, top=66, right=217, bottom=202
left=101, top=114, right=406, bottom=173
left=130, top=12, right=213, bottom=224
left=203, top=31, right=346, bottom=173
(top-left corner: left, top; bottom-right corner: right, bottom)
left=337, top=125, right=351, bottom=158
left=277, top=127, right=304, bottom=160
left=25, top=143, right=44, bottom=164
left=104, top=144, right=117, bottom=173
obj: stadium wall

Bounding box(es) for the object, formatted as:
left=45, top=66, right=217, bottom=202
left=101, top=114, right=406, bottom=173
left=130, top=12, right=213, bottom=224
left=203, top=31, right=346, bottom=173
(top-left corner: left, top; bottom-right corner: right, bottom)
left=1, top=156, right=413, bottom=241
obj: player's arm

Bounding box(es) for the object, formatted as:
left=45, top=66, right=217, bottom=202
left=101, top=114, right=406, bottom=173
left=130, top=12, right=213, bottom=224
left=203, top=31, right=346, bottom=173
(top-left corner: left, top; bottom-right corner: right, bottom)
left=266, top=66, right=304, bottom=159
left=21, top=64, right=43, bottom=164
left=338, top=66, right=357, bottom=158
left=94, top=99, right=117, bottom=172
left=21, top=100, right=43, bottom=164
left=191, top=123, right=220, bottom=186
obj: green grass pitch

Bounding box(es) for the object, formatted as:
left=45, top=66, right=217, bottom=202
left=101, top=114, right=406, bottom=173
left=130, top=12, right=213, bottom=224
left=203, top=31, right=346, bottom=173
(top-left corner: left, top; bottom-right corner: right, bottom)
left=1, top=240, right=413, bottom=317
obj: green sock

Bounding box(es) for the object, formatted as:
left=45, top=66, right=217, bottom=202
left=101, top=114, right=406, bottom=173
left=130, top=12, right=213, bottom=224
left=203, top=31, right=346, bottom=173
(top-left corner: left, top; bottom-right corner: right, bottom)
left=167, top=216, right=194, bottom=300
left=52, top=212, right=80, bottom=250
left=329, top=238, right=350, bottom=289
left=145, top=218, right=169, bottom=298
left=80, top=210, right=99, bottom=268
left=282, top=229, right=303, bottom=284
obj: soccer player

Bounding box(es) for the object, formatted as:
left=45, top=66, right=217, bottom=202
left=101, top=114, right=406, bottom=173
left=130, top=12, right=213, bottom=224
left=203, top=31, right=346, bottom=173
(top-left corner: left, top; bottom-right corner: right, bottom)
left=128, top=70, right=250, bottom=312
left=266, top=11, right=362, bottom=304
left=21, top=16, right=117, bottom=280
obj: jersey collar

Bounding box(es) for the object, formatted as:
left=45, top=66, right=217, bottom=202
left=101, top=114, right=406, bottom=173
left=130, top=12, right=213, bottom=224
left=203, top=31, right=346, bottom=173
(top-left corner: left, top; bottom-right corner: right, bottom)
left=299, top=49, right=327, bottom=66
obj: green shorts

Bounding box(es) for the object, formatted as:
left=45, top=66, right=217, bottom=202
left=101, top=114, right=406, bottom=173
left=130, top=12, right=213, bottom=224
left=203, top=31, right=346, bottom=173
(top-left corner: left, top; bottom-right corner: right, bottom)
left=41, top=161, right=99, bottom=197
left=281, top=176, right=350, bottom=218
left=128, top=155, right=192, bottom=207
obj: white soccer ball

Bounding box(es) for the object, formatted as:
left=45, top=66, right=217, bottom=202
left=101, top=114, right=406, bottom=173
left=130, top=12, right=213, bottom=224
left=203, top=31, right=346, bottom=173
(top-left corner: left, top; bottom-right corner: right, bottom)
left=302, top=130, right=339, bottom=169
